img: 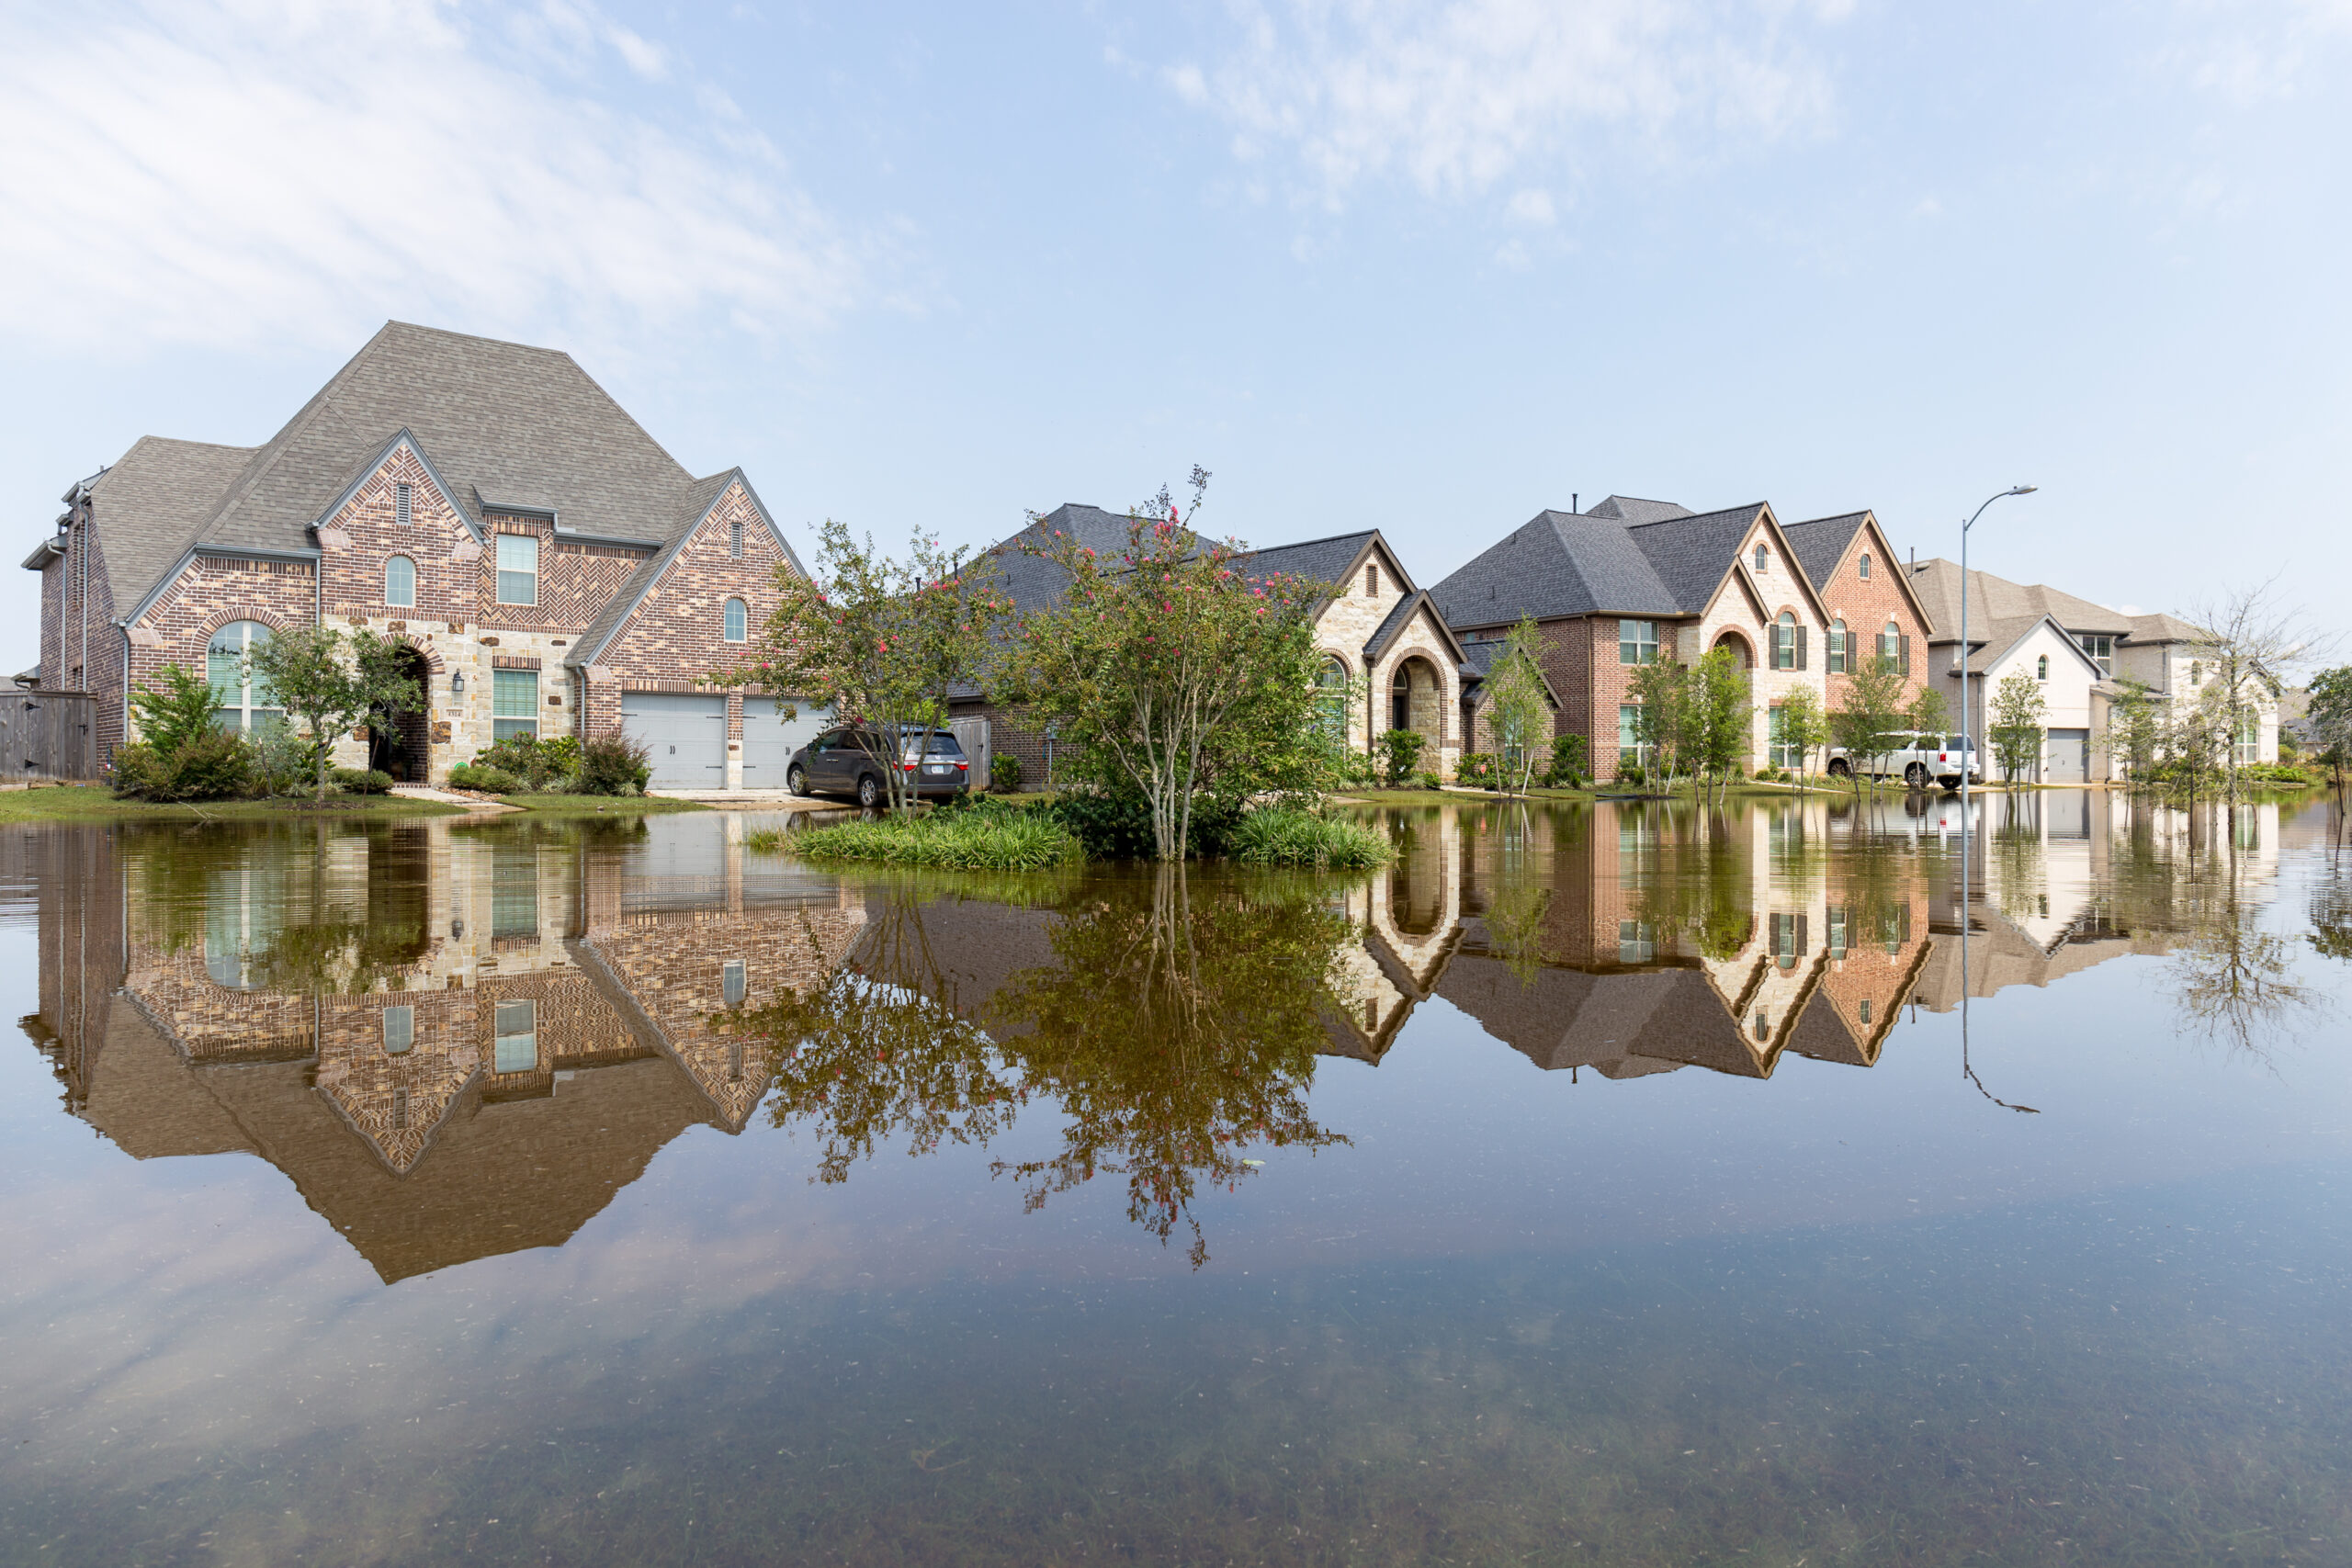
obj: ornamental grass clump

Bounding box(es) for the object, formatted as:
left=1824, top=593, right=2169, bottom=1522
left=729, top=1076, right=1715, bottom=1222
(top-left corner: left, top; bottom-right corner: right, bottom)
left=1225, top=807, right=1393, bottom=869
left=765, top=807, right=1085, bottom=872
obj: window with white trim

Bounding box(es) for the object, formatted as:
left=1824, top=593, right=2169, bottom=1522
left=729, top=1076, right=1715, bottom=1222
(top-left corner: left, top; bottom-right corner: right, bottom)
left=382, top=1005, right=414, bottom=1055
left=493, top=668, right=539, bottom=741
left=724, top=597, right=747, bottom=642
left=496, top=533, right=538, bottom=604
left=493, top=999, right=537, bottom=1074
left=207, top=621, right=281, bottom=735
left=385, top=554, right=416, bottom=607
left=1753, top=544, right=1769, bottom=573
left=1618, top=619, right=1658, bottom=665
left=1859, top=552, right=1871, bottom=580
left=1827, top=618, right=1849, bottom=673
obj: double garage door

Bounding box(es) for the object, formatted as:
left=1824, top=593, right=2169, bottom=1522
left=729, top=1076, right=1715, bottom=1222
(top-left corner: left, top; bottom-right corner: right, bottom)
left=622, top=694, right=727, bottom=789
left=619, top=694, right=830, bottom=791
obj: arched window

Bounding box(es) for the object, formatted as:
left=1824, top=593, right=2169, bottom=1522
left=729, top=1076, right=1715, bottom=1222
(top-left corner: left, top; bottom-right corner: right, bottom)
left=724, top=597, right=747, bottom=642
left=1392, top=666, right=1413, bottom=734
left=1774, top=611, right=1798, bottom=671
left=1878, top=619, right=1899, bottom=661
left=2037, top=654, right=2050, bottom=682
left=1317, top=656, right=1349, bottom=741
left=1753, top=544, right=1769, bottom=573
left=1827, top=618, right=1849, bottom=674
left=1859, top=552, right=1871, bottom=580
left=385, top=554, right=416, bottom=607
left=206, top=621, right=280, bottom=734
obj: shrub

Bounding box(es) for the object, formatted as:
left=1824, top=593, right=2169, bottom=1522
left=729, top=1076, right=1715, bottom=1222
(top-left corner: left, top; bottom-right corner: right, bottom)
left=128, top=664, right=225, bottom=759
left=1543, top=734, right=1588, bottom=788
left=1415, top=771, right=1442, bottom=792
left=1375, top=728, right=1426, bottom=786
left=1338, top=750, right=1380, bottom=790
left=471, top=733, right=581, bottom=790
left=1226, top=807, right=1394, bottom=869
left=1617, top=763, right=1647, bottom=787
left=1454, top=751, right=1498, bottom=789
left=777, top=806, right=1085, bottom=871
left=447, top=763, right=520, bottom=794
left=330, top=767, right=394, bottom=795
left=245, top=728, right=327, bottom=797
left=578, top=734, right=651, bottom=796
left=989, top=753, right=1023, bottom=794
left=111, top=730, right=254, bottom=802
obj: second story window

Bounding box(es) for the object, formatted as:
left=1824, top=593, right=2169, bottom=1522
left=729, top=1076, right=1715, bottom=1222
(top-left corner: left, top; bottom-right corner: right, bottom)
left=724, top=597, right=747, bottom=642
left=1827, top=618, right=1849, bottom=673
left=1753, top=544, right=1769, bottom=573
left=382, top=1005, right=414, bottom=1055
left=1772, top=611, right=1802, bottom=671
left=1859, top=552, right=1871, bottom=580
left=1619, top=618, right=1658, bottom=665
left=2079, top=633, right=2113, bottom=677
left=385, top=554, right=415, bottom=608
left=395, top=482, right=412, bottom=526
left=2037, top=654, right=2050, bottom=682
left=729, top=521, right=743, bottom=558
left=496, top=533, right=538, bottom=605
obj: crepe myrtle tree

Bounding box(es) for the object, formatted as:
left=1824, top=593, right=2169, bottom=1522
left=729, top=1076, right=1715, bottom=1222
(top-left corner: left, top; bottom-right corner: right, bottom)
left=245, top=625, right=423, bottom=804
left=996, top=468, right=1330, bottom=862
left=719, top=521, right=1010, bottom=814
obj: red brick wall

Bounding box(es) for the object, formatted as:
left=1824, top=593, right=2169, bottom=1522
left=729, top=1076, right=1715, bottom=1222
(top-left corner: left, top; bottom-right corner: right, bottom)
left=1818, top=526, right=1932, bottom=711
left=319, top=446, right=479, bottom=627
left=124, top=558, right=317, bottom=745
left=38, top=556, right=62, bottom=690
left=587, top=480, right=797, bottom=739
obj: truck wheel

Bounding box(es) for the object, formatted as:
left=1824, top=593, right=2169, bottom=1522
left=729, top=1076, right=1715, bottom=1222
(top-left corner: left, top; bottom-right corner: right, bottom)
left=1905, top=762, right=1929, bottom=789
left=1827, top=758, right=1850, bottom=779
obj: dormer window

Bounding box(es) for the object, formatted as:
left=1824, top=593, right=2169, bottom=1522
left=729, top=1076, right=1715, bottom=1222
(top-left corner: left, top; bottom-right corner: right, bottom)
left=395, top=482, right=412, bottom=526
left=1859, top=552, right=1871, bottom=580
left=1753, top=544, right=1769, bottom=573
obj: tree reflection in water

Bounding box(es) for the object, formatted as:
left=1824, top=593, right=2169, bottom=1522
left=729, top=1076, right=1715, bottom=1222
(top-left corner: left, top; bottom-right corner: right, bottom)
left=756, top=865, right=1354, bottom=1266
left=2160, top=801, right=2330, bottom=1060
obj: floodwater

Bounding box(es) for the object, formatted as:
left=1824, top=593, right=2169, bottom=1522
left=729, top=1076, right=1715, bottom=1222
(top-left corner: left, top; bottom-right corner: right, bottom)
left=3, top=791, right=2349, bottom=1566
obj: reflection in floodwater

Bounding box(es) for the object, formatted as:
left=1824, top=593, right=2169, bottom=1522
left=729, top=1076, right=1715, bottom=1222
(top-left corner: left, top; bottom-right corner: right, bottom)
left=759, top=866, right=1354, bottom=1266
left=10, top=788, right=2319, bottom=1282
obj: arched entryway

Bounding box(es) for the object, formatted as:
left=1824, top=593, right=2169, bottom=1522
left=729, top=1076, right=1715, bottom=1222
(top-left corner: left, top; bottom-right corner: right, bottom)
left=1388, top=656, right=1444, bottom=747
left=368, top=643, right=434, bottom=781
left=1711, top=629, right=1754, bottom=669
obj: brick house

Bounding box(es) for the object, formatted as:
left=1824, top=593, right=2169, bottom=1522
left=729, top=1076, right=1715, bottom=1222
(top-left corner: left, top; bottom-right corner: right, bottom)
left=24, top=322, right=805, bottom=788
left=1777, top=510, right=1938, bottom=719
left=954, top=504, right=1467, bottom=784
left=1429, top=495, right=1874, bottom=778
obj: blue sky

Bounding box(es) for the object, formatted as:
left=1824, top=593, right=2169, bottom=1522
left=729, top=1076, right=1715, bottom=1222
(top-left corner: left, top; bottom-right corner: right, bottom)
left=3, top=0, right=2348, bottom=674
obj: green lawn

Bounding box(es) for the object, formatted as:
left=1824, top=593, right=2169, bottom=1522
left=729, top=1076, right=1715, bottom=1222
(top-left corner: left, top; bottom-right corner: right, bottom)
left=0, top=786, right=467, bottom=823
left=491, top=793, right=707, bottom=815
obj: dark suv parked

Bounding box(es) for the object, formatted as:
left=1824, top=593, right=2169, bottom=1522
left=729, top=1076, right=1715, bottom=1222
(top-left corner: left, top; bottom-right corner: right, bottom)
left=785, top=727, right=971, bottom=807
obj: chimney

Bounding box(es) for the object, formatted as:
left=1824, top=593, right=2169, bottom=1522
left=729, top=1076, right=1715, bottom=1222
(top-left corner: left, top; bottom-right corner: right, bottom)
left=1572, top=492, right=1578, bottom=513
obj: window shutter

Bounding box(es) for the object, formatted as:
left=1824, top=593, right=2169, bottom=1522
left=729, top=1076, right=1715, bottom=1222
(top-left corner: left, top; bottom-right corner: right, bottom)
left=1795, top=626, right=1808, bottom=671
left=1899, top=635, right=1912, bottom=675
left=1797, top=914, right=1809, bottom=953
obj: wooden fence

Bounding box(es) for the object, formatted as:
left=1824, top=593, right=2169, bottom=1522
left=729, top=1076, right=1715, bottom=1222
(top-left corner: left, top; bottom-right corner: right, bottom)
left=0, top=690, right=100, bottom=783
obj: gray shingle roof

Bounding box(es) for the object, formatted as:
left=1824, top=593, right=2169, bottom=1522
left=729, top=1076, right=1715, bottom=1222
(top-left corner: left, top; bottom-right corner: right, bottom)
left=1429, top=510, right=1681, bottom=626
left=1584, top=494, right=1694, bottom=525
left=83, top=437, right=262, bottom=609
left=1908, top=557, right=2133, bottom=649
left=1456, top=638, right=1561, bottom=705
left=1245, top=529, right=1381, bottom=599
left=1778, top=512, right=1869, bottom=593
left=71, top=322, right=773, bottom=624
left=1624, top=504, right=1769, bottom=615
left=567, top=471, right=740, bottom=668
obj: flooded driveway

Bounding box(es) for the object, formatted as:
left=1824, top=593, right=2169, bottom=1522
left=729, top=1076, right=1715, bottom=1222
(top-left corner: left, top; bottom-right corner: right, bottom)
left=3, top=793, right=2348, bottom=1564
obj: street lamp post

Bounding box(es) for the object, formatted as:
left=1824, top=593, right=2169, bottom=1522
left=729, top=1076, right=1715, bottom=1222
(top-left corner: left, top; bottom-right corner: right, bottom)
left=1956, top=485, right=2036, bottom=1111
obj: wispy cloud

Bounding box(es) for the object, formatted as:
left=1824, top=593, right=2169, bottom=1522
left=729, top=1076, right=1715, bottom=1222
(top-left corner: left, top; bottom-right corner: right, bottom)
left=0, top=0, right=865, bottom=355
left=1165, top=0, right=1848, bottom=209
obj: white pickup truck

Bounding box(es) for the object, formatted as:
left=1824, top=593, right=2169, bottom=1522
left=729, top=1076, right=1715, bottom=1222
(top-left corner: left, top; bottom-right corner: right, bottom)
left=1825, top=732, right=1981, bottom=791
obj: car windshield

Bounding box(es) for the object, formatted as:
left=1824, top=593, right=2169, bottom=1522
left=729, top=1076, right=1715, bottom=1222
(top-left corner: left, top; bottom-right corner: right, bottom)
left=1946, top=735, right=1970, bottom=750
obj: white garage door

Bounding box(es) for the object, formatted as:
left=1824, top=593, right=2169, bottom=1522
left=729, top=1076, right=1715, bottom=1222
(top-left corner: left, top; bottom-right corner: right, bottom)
left=2044, top=727, right=2090, bottom=784
left=622, top=693, right=727, bottom=789
left=740, top=697, right=829, bottom=789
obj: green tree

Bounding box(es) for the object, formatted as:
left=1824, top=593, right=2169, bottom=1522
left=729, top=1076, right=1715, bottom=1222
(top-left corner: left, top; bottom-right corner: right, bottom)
left=1625, top=656, right=1688, bottom=788
left=724, top=519, right=1008, bottom=814
left=2303, top=665, right=2352, bottom=792
left=1376, top=728, right=1427, bottom=787
left=1483, top=615, right=1554, bottom=794
left=1684, top=648, right=1752, bottom=800
left=1986, top=671, right=2048, bottom=784
left=1832, top=654, right=1910, bottom=796
left=130, top=662, right=225, bottom=754
left=1906, top=682, right=1950, bottom=744
left=245, top=626, right=423, bottom=803
left=999, top=472, right=1329, bottom=860
left=2109, top=675, right=2166, bottom=784
left=1774, top=684, right=1830, bottom=784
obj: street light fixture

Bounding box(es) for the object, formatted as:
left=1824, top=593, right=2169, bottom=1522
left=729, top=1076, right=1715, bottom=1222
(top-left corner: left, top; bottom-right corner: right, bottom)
left=1955, top=484, right=2037, bottom=1114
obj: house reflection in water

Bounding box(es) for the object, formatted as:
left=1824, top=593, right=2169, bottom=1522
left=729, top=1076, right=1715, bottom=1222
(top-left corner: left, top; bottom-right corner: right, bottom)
left=1331, top=800, right=1935, bottom=1080
left=18, top=818, right=863, bottom=1281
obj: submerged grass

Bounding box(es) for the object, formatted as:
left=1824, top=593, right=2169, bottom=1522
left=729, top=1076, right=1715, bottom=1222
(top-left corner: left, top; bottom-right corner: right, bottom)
left=1227, top=806, right=1394, bottom=868
left=750, top=807, right=1085, bottom=871
left=0, top=785, right=465, bottom=822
